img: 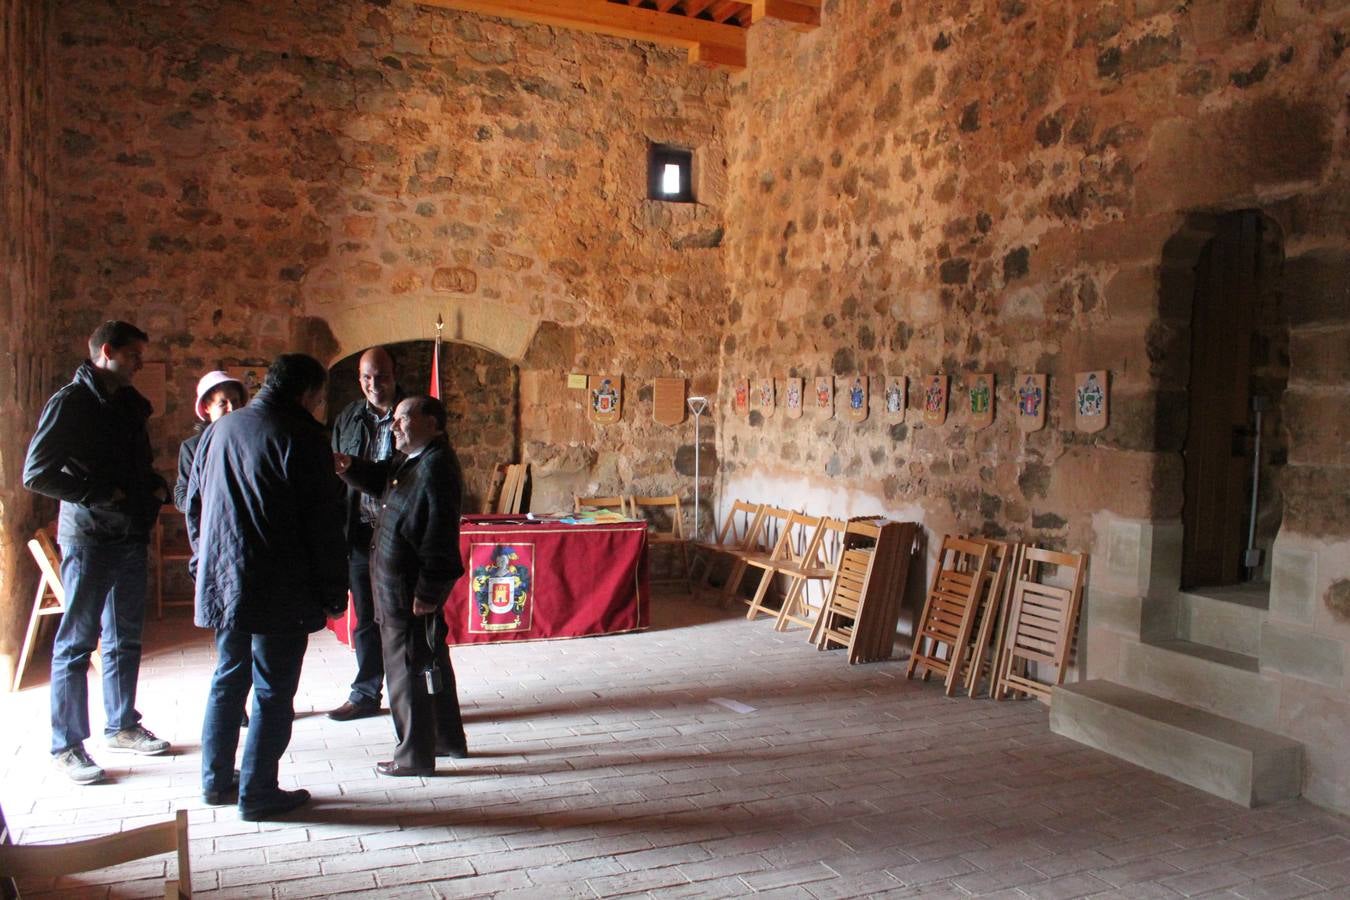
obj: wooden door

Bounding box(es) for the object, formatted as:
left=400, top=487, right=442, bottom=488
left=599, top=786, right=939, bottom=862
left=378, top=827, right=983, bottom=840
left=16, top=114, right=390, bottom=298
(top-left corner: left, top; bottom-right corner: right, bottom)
left=1181, top=213, right=1260, bottom=589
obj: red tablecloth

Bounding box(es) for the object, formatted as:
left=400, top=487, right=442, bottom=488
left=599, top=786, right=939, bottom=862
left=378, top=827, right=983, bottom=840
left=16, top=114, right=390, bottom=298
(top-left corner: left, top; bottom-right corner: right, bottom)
left=328, top=517, right=649, bottom=646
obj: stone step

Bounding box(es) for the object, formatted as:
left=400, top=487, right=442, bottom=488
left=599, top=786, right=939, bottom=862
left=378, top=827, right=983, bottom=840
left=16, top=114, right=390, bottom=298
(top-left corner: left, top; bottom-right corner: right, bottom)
left=1176, top=588, right=1268, bottom=657
left=1118, top=638, right=1280, bottom=729
left=1050, top=680, right=1302, bottom=807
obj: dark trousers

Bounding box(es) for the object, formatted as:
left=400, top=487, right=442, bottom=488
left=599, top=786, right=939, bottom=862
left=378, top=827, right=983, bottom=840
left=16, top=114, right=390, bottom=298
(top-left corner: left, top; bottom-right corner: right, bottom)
left=52, top=543, right=148, bottom=754
left=201, top=629, right=307, bottom=804
left=379, top=612, right=465, bottom=769
left=347, top=542, right=384, bottom=706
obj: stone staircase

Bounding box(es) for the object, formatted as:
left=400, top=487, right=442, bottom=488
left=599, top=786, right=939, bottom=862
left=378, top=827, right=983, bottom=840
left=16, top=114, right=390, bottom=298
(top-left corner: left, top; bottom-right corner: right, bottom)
left=1052, top=580, right=1305, bottom=807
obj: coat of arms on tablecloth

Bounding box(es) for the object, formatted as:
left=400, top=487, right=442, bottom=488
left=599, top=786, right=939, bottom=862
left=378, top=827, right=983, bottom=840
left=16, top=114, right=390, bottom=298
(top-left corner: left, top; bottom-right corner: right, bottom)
left=468, top=543, right=534, bottom=633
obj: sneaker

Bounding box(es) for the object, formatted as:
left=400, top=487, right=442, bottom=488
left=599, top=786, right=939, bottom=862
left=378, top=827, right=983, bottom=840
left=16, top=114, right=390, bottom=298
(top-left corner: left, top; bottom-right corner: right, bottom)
left=104, top=725, right=170, bottom=756
left=53, top=746, right=105, bottom=784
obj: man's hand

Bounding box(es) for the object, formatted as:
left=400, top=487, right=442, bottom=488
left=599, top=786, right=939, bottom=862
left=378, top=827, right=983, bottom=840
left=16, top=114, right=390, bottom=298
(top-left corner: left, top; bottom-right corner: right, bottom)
left=412, top=598, right=438, bottom=616
left=333, top=452, right=352, bottom=475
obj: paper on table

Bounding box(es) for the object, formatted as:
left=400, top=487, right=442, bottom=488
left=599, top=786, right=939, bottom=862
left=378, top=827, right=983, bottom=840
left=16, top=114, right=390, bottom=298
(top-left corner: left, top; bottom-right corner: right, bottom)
left=710, top=697, right=756, bottom=714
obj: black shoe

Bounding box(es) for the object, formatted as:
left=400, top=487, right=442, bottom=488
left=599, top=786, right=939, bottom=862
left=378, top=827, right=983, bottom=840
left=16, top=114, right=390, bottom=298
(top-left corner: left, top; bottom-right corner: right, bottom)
left=203, top=770, right=241, bottom=806
left=435, top=742, right=468, bottom=759
left=376, top=761, right=434, bottom=777
left=239, top=788, right=310, bottom=822
left=327, top=700, right=383, bottom=721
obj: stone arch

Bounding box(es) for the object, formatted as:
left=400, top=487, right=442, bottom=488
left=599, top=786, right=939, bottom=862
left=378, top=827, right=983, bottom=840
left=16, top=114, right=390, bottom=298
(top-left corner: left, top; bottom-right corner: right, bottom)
left=311, top=296, right=542, bottom=368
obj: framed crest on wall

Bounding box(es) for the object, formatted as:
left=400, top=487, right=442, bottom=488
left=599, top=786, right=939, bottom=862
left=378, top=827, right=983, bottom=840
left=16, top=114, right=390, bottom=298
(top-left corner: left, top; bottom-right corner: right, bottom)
left=884, top=376, right=906, bottom=421
left=733, top=379, right=750, bottom=417
left=588, top=374, right=622, bottom=424
left=1075, top=370, right=1108, bottom=433
left=1015, top=373, right=1047, bottom=432
left=814, top=376, right=833, bottom=418
left=226, top=364, right=267, bottom=399
left=968, top=373, right=994, bottom=430
left=784, top=377, right=804, bottom=419
left=843, top=375, right=868, bottom=423
left=757, top=378, right=775, bottom=418
left=923, top=374, right=949, bottom=425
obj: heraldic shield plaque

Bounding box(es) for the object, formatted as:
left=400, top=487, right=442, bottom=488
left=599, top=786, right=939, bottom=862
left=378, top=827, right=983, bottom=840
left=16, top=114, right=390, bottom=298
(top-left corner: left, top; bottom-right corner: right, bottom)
left=468, top=542, right=534, bottom=634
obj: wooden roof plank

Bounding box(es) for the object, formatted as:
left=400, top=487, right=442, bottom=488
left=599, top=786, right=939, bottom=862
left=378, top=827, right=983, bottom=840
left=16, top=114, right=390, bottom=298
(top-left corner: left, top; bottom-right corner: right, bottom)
left=751, top=0, right=820, bottom=30
left=688, top=40, right=745, bottom=70
left=420, top=0, right=748, bottom=56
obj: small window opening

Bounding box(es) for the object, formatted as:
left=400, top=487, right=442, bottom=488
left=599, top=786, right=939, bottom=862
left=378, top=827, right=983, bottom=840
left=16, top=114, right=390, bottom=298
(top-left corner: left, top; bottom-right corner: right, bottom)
left=649, top=143, right=694, bottom=203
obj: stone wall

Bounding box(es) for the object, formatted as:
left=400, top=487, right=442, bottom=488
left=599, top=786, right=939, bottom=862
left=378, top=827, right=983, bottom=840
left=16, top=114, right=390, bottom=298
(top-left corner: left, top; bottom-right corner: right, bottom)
left=0, top=0, right=53, bottom=687
left=45, top=0, right=729, bottom=523
left=719, top=1, right=1350, bottom=812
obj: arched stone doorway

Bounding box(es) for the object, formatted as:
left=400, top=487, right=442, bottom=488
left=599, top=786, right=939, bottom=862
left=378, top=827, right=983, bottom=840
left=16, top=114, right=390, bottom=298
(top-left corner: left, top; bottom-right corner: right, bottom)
left=327, top=340, right=519, bottom=514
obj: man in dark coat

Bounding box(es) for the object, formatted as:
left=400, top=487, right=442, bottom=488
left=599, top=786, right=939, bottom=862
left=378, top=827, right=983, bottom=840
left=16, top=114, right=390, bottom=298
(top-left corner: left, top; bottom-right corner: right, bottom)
left=23, top=320, right=171, bottom=785
left=327, top=346, right=402, bottom=721
left=186, top=353, right=347, bottom=820
left=336, top=394, right=467, bottom=776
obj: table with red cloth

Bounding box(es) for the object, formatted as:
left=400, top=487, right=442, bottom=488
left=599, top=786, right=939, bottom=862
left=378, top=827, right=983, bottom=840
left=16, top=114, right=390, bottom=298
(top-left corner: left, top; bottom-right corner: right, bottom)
left=328, top=515, right=650, bottom=646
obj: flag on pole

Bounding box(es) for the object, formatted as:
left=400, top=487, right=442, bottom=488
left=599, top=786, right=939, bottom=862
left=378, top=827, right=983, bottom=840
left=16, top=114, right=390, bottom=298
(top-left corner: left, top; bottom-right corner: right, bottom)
left=430, top=314, right=443, bottom=399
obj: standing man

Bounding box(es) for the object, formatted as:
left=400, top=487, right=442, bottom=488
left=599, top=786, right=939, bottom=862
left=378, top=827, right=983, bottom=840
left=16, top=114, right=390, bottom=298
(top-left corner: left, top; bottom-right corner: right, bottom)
left=187, top=353, right=347, bottom=820
left=336, top=394, right=468, bottom=775
left=328, top=346, right=401, bottom=721
left=24, top=320, right=171, bottom=784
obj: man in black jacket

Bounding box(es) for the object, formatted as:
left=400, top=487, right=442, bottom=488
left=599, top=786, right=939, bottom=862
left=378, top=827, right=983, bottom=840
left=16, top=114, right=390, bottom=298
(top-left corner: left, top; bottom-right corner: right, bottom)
left=337, top=394, right=468, bottom=776
left=327, top=346, right=401, bottom=722
left=23, top=321, right=171, bottom=785
left=186, top=353, right=347, bottom=820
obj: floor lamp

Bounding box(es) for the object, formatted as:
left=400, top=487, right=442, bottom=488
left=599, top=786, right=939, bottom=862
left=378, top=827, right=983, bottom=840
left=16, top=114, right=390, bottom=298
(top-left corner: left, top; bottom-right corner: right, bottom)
left=687, top=396, right=708, bottom=541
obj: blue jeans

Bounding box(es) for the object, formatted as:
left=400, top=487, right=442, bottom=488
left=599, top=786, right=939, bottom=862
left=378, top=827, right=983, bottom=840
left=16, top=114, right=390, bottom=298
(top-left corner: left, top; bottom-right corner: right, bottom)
left=347, top=544, right=384, bottom=706
left=52, top=542, right=148, bottom=754
left=201, top=629, right=308, bottom=803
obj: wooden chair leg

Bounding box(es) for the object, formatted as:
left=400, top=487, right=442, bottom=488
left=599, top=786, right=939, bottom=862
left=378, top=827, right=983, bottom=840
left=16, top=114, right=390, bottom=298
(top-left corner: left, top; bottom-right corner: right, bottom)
left=12, top=582, right=50, bottom=693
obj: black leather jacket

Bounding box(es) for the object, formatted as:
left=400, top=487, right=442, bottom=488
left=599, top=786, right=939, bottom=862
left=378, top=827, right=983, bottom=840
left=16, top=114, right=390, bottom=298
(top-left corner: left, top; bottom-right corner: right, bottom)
left=23, top=360, right=168, bottom=546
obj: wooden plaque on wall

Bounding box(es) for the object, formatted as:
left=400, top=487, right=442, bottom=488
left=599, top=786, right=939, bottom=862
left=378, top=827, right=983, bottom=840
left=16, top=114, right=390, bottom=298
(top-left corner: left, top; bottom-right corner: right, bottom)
left=757, top=378, right=775, bottom=418
left=784, top=377, right=804, bottom=419
left=226, top=364, right=267, bottom=399
left=843, top=375, right=868, bottom=423
left=923, top=374, right=949, bottom=425
left=814, top=376, right=833, bottom=418
left=1015, top=373, right=1047, bottom=432
left=968, top=373, right=994, bottom=430
left=652, top=377, right=686, bottom=426
left=884, top=375, right=906, bottom=421
left=136, top=362, right=167, bottom=418
left=1075, top=370, right=1108, bottom=433
left=588, top=374, right=622, bottom=425
left=733, top=379, right=750, bottom=417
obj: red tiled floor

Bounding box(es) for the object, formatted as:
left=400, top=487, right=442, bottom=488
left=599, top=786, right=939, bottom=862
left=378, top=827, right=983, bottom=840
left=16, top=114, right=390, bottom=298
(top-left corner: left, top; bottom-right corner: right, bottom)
left=3, top=591, right=1349, bottom=898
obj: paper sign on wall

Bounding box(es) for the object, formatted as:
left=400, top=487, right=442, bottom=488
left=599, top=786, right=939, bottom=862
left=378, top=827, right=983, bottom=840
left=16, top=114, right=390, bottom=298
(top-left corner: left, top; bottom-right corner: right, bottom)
left=567, top=373, right=588, bottom=390
left=652, top=377, right=686, bottom=426
left=588, top=374, right=622, bottom=425
left=1015, top=373, right=1047, bottom=432
left=1075, top=370, right=1108, bottom=433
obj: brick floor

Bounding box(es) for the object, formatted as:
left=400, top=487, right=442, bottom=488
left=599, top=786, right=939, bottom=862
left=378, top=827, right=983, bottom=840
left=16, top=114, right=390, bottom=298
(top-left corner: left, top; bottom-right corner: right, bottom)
left=3, top=591, right=1349, bottom=898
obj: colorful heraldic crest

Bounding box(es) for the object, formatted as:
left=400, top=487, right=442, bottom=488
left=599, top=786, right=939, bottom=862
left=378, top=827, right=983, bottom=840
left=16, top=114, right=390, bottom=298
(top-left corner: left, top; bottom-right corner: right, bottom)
left=814, top=376, right=833, bottom=418
left=1075, top=370, right=1109, bottom=433
left=884, top=376, right=906, bottom=421
left=468, top=542, right=534, bottom=633
left=968, top=373, right=994, bottom=430
left=845, top=375, right=868, bottom=423
left=1016, top=373, right=1047, bottom=432
left=733, top=379, right=750, bottom=416
left=588, top=375, right=622, bottom=425
left=923, top=374, right=949, bottom=425
left=784, top=377, right=804, bottom=419
left=757, top=378, right=775, bottom=418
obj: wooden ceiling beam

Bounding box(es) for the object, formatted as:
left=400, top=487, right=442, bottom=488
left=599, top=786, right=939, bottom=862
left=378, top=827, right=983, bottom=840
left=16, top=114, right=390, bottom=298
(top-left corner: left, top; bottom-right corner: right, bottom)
left=751, top=0, right=820, bottom=30
left=420, top=0, right=747, bottom=68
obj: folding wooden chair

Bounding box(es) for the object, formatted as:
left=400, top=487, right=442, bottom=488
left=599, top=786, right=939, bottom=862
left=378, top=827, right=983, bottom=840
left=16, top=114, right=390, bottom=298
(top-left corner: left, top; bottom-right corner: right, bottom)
left=744, top=511, right=822, bottom=621
left=961, top=539, right=1021, bottom=698
left=813, top=520, right=920, bottom=663
left=13, top=529, right=100, bottom=693
left=629, top=495, right=689, bottom=588
left=811, top=527, right=877, bottom=654
left=715, top=505, right=792, bottom=607
left=689, top=499, right=763, bottom=598
left=1, top=804, right=191, bottom=898
left=992, top=546, right=1088, bottom=704
left=774, top=516, right=847, bottom=633
left=498, top=463, right=528, bottom=514
left=905, top=535, right=993, bottom=696
left=153, top=513, right=194, bottom=618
